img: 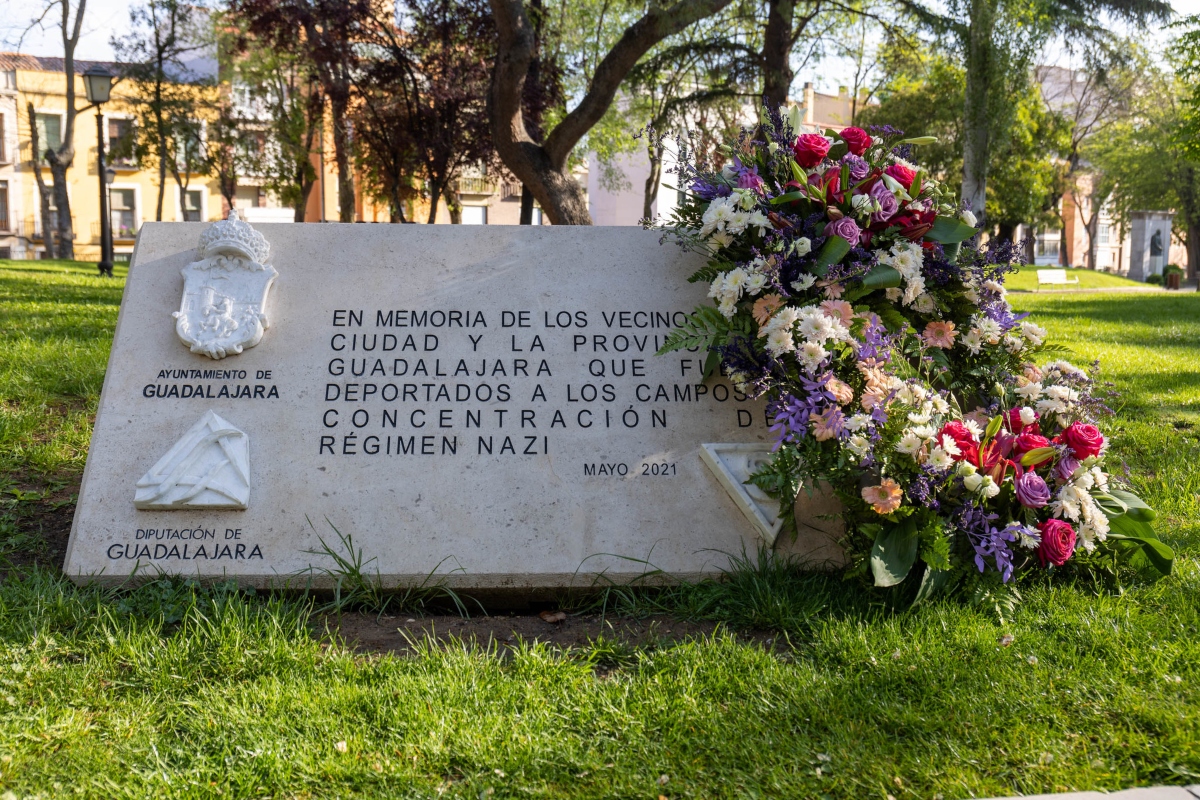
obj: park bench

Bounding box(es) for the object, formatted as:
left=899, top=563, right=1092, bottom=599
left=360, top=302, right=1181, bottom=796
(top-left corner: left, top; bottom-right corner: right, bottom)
left=1036, top=269, right=1080, bottom=290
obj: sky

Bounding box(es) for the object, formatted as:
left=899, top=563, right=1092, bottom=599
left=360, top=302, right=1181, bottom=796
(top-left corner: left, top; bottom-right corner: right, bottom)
left=3, top=0, right=1199, bottom=89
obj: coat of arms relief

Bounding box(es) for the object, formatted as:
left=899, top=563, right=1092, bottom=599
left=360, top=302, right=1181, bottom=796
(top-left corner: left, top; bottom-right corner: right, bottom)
left=174, top=210, right=277, bottom=359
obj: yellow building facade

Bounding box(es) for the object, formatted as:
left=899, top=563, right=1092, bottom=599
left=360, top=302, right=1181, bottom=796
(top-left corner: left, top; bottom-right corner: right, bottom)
left=0, top=53, right=341, bottom=262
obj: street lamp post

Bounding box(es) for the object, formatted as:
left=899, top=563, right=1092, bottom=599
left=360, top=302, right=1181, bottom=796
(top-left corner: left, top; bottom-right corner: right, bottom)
left=83, top=65, right=115, bottom=277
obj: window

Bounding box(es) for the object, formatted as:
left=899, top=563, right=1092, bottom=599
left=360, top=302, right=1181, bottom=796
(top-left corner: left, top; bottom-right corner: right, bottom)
left=1035, top=230, right=1059, bottom=258
left=107, top=118, right=136, bottom=166
left=0, top=70, right=14, bottom=91
left=110, top=189, right=137, bottom=239
left=35, top=113, right=62, bottom=159
left=1097, top=223, right=1110, bottom=246
left=461, top=205, right=487, bottom=225
left=0, top=181, right=7, bottom=232
left=182, top=190, right=203, bottom=222
left=0, top=113, right=6, bottom=162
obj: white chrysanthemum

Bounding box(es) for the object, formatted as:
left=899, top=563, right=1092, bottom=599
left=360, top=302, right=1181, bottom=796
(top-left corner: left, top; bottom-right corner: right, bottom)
left=748, top=210, right=771, bottom=235
left=1015, top=382, right=1043, bottom=401
left=1021, top=321, right=1048, bottom=346
left=1003, top=334, right=1025, bottom=354
left=902, top=277, right=926, bottom=306
left=844, top=413, right=872, bottom=432
left=724, top=267, right=749, bottom=295
left=846, top=434, right=871, bottom=459
left=1091, top=466, right=1109, bottom=491
left=907, top=411, right=931, bottom=425
left=894, top=384, right=915, bottom=406
left=963, top=287, right=981, bottom=305
left=765, top=328, right=795, bottom=355
left=931, top=395, right=950, bottom=414
left=983, top=279, right=1005, bottom=295
left=963, top=419, right=984, bottom=439
left=938, top=434, right=962, bottom=457
left=708, top=275, right=726, bottom=300
left=976, top=318, right=1003, bottom=344
left=961, top=328, right=984, bottom=355
left=718, top=297, right=738, bottom=319
left=1017, top=526, right=1041, bottom=550
left=791, top=273, right=816, bottom=292
left=895, top=432, right=924, bottom=457
left=914, top=293, right=936, bottom=314
left=885, top=287, right=903, bottom=302
left=911, top=424, right=936, bottom=440
left=797, top=341, right=829, bottom=373
left=726, top=210, right=750, bottom=234
left=710, top=230, right=734, bottom=249
left=1036, top=398, right=1067, bottom=416
left=745, top=272, right=768, bottom=296
left=928, top=446, right=954, bottom=470
left=1045, top=385, right=1071, bottom=401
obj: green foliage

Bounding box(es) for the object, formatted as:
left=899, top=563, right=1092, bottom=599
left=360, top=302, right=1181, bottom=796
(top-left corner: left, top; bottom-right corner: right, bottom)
left=870, top=518, right=919, bottom=587
left=655, top=304, right=751, bottom=357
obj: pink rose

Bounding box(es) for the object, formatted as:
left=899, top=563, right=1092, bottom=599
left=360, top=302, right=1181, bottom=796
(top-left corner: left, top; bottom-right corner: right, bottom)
left=825, top=216, right=861, bottom=246
left=839, top=126, right=872, bottom=156
left=1037, top=519, right=1077, bottom=567
left=1013, top=430, right=1050, bottom=456
left=793, top=133, right=831, bottom=168
left=884, top=163, right=917, bottom=190
left=1057, top=421, right=1105, bottom=460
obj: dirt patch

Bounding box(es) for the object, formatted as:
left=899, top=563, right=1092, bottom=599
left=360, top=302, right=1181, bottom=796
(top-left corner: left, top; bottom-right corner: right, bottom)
left=1, top=475, right=78, bottom=574
left=319, top=611, right=777, bottom=656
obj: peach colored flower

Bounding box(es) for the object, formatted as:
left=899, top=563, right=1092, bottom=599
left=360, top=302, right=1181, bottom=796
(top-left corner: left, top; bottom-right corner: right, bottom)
left=810, top=406, right=844, bottom=441
left=817, top=279, right=845, bottom=299
left=862, top=478, right=903, bottom=515
left=752, top=293, right=785, bottom=325
left=1023, top=363, right=1044, bottom=382
left=921, top=320, right=958, bottom=349
left=860, top=390, right=886, bottom=411
left=965, top=407, right=991, bottom=428
left=826, top=376, right=855, bottom=406
left=820, top=299, right=855, bottom=326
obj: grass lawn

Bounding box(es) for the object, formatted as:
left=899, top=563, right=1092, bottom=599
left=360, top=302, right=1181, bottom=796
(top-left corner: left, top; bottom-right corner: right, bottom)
left=1, top=259, right=1200, bottom=799
left=1004, top=265, right=1156, bottom=292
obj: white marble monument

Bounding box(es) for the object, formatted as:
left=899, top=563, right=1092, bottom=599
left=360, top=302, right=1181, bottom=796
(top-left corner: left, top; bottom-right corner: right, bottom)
left=66, top=222, right=839, bottom=589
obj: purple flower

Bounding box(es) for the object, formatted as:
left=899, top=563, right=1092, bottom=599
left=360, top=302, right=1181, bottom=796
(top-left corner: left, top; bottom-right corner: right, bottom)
left=737, top=166, right=765, bottom=192
left=1014, top=471, right=1051, bottom=508
left=825, top=216, right=861, bottom=246
left=840, top=153, right=870, bottom=182
left=956, top=503, right=1016, bottom=582
left=868, top=180, right=898, bottom=224
left=1055, top=453, right=1081, bottom=483
left=690, top=178, right=731, bottom=200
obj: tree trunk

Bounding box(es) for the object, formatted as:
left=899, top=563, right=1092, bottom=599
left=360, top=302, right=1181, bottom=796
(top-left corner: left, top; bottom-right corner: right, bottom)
left=643, top=140, right=664, bottom=222
left=1187, top=220, right=1199, bottom=285
left=961, top=0, right=997, bottom=229
left=519, top=185, right=534, bottom=224
left=426, top=178, right=442, bottom=225
left=46, top=160, right=74, bottom=260
left=443, top=183, right=462, bottom=224
left=762, top=0, right=794, bottom=110
left=330, top=92, right=355, bottom=222
left=390, top=183, right=407, bottom=224
left=28, top=103, right=56, bottom=259
left=997, top=222, right=1015, bottom=243
left=489, top=0, right=732, bottom=225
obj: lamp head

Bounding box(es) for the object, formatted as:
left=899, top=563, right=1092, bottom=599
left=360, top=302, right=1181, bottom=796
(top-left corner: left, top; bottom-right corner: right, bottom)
left=82, top=65, right=114, bottom=105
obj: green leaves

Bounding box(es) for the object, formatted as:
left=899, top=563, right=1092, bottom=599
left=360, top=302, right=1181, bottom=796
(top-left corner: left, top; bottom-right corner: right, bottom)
left=1095, top=488, right=1172, bottom=577
left=925, top=215, right=978, bottom=244
left=810, top=236, right=851, bottom=276
left=871, top=518, right=919, bottom=587
left=656, top=305, right=731, bottom=355
left=844, top=265, right=902, bottom=303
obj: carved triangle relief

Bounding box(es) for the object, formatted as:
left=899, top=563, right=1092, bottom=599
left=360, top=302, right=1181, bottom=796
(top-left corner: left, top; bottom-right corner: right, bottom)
left=134, top=410, right=250, bottom=509
left=699, top=443, right=784, bottom=545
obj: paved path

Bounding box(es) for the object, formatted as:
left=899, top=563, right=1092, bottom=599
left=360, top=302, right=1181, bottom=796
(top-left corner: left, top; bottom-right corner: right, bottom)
left=982, top=787, right=1200, bottom=799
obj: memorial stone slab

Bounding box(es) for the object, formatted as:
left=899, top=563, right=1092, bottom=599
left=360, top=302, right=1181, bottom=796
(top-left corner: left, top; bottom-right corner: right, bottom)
left=65, top=222, right=814, bottom=589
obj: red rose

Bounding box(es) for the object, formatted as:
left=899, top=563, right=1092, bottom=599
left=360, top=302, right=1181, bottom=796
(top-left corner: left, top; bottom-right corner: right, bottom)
left=1013, top=430, right=1051, bottom=456
left=938, top=421, right=978, bottom=464
left=1037, top=519, right=1077, bottom=568
left=840, top=126, right=871, bottom=155
left=1005, top=407, right=1040, bottom=434
left=1057, top=421, right=1105, bottom=460
left=885, top=163, right=917, bottom=190
left=793, top=133, right=831, bottom=168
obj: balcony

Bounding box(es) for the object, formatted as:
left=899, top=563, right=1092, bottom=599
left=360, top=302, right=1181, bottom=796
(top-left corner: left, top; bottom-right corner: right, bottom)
left=17, top=218, right=77, bottom=241
left=456, top=176, right=498, bottom=195
left=91, top=221, right=139, bottom=243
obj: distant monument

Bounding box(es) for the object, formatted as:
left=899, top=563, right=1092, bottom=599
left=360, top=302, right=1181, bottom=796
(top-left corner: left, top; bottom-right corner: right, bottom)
left=1128, top=210, right=1174, bottom=282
